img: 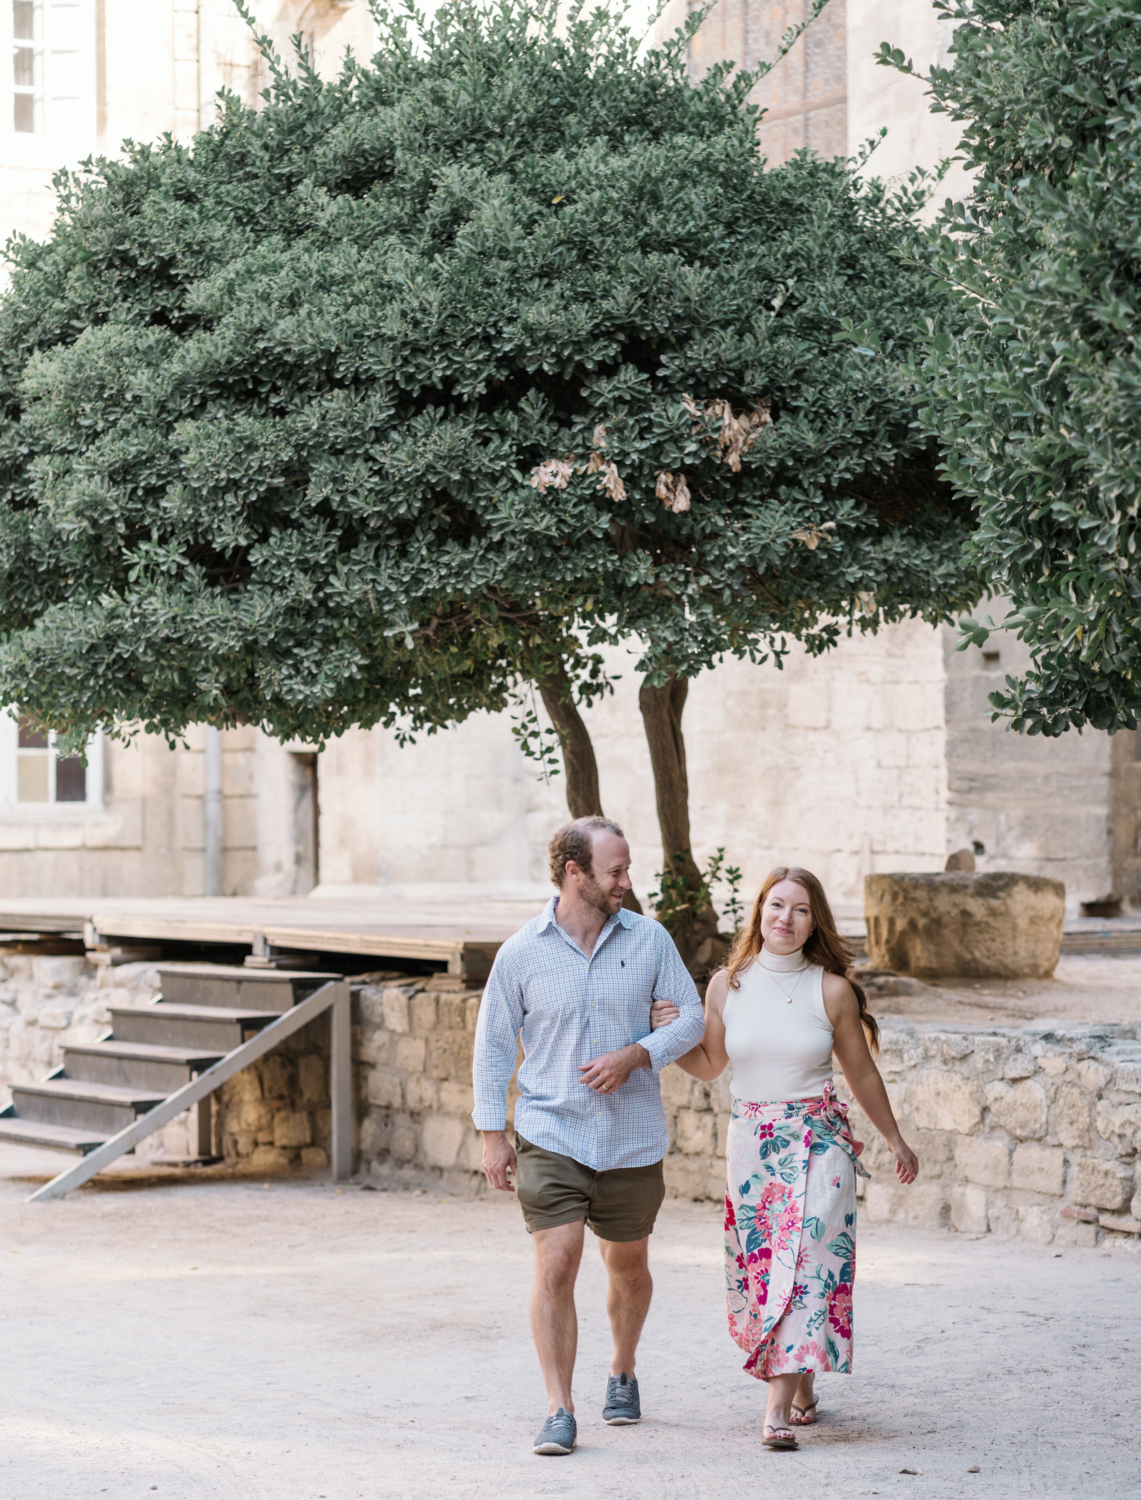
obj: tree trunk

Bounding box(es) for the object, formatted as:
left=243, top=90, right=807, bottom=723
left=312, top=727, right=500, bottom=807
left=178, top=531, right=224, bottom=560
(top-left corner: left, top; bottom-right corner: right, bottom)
left=538, top=661, right=602, bottom=818
left=539, top=662, right=642, bottom=913
left=638, top=673, right=717, bottom=965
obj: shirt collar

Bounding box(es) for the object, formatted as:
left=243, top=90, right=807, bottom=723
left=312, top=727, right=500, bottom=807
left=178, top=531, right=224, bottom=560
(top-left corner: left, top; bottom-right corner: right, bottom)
left=540, top=893, right=634, bottom=933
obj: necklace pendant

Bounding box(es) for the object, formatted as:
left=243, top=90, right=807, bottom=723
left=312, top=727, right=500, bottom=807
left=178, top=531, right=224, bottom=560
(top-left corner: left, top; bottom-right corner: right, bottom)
left=786, top=997, right=792, bottom=1003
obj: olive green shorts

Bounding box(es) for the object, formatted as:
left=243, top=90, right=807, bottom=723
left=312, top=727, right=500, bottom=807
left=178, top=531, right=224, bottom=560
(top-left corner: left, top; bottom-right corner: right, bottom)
left=514, top=1133, right=666, bottom=1243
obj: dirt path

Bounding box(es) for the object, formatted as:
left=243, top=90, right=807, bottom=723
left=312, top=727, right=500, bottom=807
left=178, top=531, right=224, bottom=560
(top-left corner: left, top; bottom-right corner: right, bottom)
left=0, top=1144, right=1137, bottom=1500
left=871, top=953, right=1141, bottom=1027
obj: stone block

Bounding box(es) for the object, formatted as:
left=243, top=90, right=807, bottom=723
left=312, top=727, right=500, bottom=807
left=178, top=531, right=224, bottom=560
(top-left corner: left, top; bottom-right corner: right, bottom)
left=247, top=1144, right=292, bottom=1172
left=710, top=1074, right=733, bottom=1113
left=864, top=871, right=1064, bottom=978
left=864, top=1183, right=906, bottom=1223
left=1099, top=1212, right=1141, bottom=1236
left=298, top=1054, right=327, bottom=1105
left=273, top=1111, right=313, bottom=1149
left=1002, top=1047, right=1038, bottom=1081
left=366, top=1069, right=403, bottom=1110
left=949, top=1183, right=989, bottom=1235
left=954, top=1136, right=1010, bottom=1188
left=458, top=1129, right=484, bottom=1172
left=663, top=1154, right=711, bottom=1201
left=439, top=1079, right=475, bottom=1116
left=910, top=1070, right=981, bottom=1134
left=1037, top=1055, right=1067, bottom=1077
left=1134, top=1191, right=1141, bottom=1222
left=358, top=1113, right=387, bottom=1158
left=390, top=1122, right=417, bottom=1164
left=1079, top=1060, right=1112, bottom=1094
left=32, top=956, right=90, bottom=991
left=1012, top=1143, right=1065, bottom=1196
left=674, top=1109, right=715, bottom=1156
left=464, top=997, right=482, bottom=1032
left=906, top=1185, right=949, bottom=1229
left=425, top=1031, right=474, bottom=1080
left=409, top=993, right=439, bottom=1035
left=405, top=1075, right=439, bottom=1112
left=1071, top=1157, right=1135, bottom=1212
left=1052, top=1085, right=1091, bottom=1148
left=438, top=995, right=467, bottom=1030
left=987, top=1080, right=1048, bottom=1140
left=987, top=1203, right=1019, bottom=1239
left=355, top=987, right=386, bottom=1028
left=1096, top=1100, right=1141, bottom=1155
left=301, top=1146, right=328, bottom=1169
left=382, top=989, right=411, bottom=1034
left=660, top=1067, right=696, bottom=1109
left=395, top=1036, right=426, bottom=1074
left=1054, top=1218, right=1098, bottom=1248
left=1114, top=1061, right=1141, bottom=1096
left=715, top=1112, right=732, bottom=1157
left=1019, top=1205, right=1055, bottom=1245
left=422, top=1115, right=465, bottom=1169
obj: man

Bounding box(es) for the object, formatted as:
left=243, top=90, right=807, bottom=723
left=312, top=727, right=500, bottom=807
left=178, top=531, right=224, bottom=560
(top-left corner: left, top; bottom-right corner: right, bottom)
left=472, top=816, right=705, bottom=1457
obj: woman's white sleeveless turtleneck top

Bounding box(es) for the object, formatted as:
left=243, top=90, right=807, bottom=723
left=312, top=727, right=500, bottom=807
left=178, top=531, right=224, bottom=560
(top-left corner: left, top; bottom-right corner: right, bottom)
left=723, top=945, right=834, bottom=1103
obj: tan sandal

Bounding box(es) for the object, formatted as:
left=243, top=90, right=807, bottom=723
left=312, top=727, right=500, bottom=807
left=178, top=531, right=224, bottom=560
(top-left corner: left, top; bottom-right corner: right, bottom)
left=763, top=1424, right=799, bottom=1450
left=790, top=1399, right=819, bottom=1425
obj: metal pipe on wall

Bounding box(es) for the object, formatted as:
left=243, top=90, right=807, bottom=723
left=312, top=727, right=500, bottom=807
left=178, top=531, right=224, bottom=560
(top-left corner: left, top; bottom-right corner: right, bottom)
left=204, top=726, right=223, bottom=897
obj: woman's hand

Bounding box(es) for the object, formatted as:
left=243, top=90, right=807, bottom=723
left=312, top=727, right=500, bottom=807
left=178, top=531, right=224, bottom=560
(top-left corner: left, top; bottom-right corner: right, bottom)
left=650, top=999, right=679, bottom=1030
left=891, top=1138, right=919, bottom=1185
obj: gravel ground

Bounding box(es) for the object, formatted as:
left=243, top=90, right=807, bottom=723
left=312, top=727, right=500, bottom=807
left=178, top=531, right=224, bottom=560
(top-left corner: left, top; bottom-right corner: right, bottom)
left=0, top=1144, right=1138, bottom=1500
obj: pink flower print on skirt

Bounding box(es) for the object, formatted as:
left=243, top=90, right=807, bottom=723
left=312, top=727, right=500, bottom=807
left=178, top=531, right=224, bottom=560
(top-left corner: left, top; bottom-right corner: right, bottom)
left=724, top=1085, right=868, bottom=1381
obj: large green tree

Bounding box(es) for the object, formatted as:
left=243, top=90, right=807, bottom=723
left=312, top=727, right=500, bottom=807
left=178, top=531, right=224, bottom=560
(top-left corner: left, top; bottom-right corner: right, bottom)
left=0, top=0, right=976, bottom=952
left=882, top=0, right=1141, bottom=737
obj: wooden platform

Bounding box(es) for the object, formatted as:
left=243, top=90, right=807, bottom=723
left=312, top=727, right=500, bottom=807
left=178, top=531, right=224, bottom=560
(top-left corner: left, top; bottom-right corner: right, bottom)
left=0, top=895, right=549, bottom=980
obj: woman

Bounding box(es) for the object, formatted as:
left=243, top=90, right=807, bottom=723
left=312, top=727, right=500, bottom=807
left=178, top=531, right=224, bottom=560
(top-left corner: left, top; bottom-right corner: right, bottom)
left=651, top=866, right=918, bottom=1451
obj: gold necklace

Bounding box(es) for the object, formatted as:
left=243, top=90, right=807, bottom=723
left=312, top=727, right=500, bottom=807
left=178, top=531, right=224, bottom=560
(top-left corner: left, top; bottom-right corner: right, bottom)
left=765, top=963, right=806, bottom=1004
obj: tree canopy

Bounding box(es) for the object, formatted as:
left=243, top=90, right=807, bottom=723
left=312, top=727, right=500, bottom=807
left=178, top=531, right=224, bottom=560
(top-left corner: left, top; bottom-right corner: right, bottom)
left=884, top=0, right=1141, bottom=736
left=0, top=0, right=976, bottom=765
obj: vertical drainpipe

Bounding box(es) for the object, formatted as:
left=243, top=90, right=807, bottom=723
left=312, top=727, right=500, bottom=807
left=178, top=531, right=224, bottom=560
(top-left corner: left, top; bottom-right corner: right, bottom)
left=204, top=726, right=223, bottom=897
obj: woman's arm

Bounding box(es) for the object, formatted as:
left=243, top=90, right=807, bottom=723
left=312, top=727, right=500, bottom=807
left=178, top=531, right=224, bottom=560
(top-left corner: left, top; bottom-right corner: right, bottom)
left=824, top=972, right=919, bottom=1185
left=649, top=969, right=730, bottom=1081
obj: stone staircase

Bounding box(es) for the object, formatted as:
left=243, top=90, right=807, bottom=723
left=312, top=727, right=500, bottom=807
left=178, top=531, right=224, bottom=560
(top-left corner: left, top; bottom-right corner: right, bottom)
left=0, top=963, right=349, bottom=1191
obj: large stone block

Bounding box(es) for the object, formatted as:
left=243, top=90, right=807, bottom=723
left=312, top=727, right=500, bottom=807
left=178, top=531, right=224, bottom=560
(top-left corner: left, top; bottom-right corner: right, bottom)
left=954, top=1135, right=1010, bottom=1189
left=674, top=1109, right=716, bottom=1157
left=1071, top=1157, right=1135, bottom=1212
left=273, top=1110, right=313, bottom=1149
left=1096, top=1100, right=1141, bottom=1155
left=1052, top=1085, right=1091, bottom=1148
left=986, top=1080, right=1048, bottom=1141
left=1012, top=1143, right=1065, bottom=1196
left=421, top=1115, right=465, bottom=1169
left=910, top=1070, right=982, bottom=1134
left=366, top=1068, right=403, bottom=1110
left=864, top=871, right=1064, bottom=978
left=949, top=1183, right=989, bottom=1235
left=864, top=1183, right=906, bottom=1223
left=906, top=1185, right=949, bottom=1229
left=1018, top=1205, right=1055, bottom=1245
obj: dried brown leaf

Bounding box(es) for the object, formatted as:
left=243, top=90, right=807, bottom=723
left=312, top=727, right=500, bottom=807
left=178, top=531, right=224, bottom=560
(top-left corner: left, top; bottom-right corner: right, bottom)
left=529, top=459, right=574, bottom=493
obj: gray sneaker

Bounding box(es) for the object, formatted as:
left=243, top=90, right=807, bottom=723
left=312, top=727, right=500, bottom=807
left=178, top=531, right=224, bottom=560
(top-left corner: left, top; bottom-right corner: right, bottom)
left=533, top=1408, right=577, bottom=1455
left=603, top=1371, right=642, bottom=1424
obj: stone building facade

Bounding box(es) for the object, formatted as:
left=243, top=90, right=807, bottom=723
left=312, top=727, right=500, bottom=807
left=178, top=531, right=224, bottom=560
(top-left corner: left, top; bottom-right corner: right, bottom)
left=1, top=1, right=1139, bottom=917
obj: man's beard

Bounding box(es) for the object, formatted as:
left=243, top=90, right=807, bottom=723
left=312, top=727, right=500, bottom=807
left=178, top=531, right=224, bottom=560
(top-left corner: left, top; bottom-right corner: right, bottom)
left=580, top=872, right=619, bottom=916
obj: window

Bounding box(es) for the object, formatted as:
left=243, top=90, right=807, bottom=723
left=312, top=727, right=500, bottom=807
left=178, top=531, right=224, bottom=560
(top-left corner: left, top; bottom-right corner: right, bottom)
left=6, top=0, right=92, bottom=136
left=0, top=710, right=102, bottom=810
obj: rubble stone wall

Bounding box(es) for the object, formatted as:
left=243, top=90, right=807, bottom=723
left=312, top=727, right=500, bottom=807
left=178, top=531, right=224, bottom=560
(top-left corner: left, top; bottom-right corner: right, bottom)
left=5, top=961, right=1141, bottom=1250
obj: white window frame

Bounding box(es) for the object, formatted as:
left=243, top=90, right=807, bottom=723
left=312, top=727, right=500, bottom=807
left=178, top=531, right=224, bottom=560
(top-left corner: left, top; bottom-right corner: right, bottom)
left=0, top=709, right=104, bottom=815
left=4, top=0, right=93, bottom=140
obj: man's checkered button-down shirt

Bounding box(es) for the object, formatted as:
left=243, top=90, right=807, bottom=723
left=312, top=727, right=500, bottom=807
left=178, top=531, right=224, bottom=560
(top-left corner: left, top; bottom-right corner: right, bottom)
left=472, top=896, right=705, bottom=1171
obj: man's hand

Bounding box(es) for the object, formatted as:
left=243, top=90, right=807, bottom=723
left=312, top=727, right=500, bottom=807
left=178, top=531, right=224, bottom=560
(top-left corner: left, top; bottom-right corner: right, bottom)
left=579, top=1043, right=651, bottom=1095
left=481, top=1130, right=517, bottom=1192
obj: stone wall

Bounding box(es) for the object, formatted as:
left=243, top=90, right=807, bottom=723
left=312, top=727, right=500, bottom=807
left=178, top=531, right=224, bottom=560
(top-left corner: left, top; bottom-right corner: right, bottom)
left=5, top=963, right=1140, bottom=1251
left=336, top=984, right=1141, bottom=1249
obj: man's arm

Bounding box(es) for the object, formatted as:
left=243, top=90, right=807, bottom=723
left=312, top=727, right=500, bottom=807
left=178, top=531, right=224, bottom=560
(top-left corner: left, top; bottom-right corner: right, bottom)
left=639, top=929, right=705, bottom=1071
left=471, top=953, right=524, bottom=1191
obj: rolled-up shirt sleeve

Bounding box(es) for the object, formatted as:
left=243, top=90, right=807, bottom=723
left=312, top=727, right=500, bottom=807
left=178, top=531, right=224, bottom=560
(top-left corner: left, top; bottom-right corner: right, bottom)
left=471, top=950, right=525, bottom=1131
left=639, top=928, right=704, bottom=1072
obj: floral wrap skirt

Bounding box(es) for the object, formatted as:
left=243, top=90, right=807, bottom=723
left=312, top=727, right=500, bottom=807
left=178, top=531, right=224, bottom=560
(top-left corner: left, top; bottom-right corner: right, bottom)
left=724, top=1085, right=870, bottom=1381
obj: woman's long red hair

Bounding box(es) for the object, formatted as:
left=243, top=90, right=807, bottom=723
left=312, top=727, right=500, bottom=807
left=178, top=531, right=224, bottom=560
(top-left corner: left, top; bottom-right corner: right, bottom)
left=725, top=865, right=879, bottom=1053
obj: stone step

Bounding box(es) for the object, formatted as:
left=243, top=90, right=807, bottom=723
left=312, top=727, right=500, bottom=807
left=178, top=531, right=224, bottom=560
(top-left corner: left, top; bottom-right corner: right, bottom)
left=11, top=1077, right=168, bottom=1134
left=63, top=1040, right=224, bottom=1092
left=109, top=1003, right=280, bottom=1051
left=157, top=964, right=339, bottom=1014
left=0, top=1112, right=106, bottom=1154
